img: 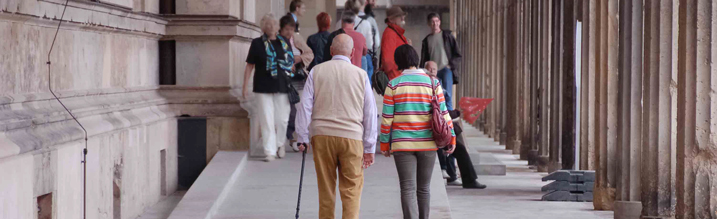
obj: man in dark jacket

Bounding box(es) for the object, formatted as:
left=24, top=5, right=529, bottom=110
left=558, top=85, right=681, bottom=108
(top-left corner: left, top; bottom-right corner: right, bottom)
left=420, top=12, right=462, bottom=110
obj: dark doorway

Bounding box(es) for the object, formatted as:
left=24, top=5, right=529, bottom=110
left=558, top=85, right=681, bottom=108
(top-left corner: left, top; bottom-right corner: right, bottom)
left=177, top=117, right=207, bottom=189
left=113, top=182, right=121, bottom=219
left=161, top=149, right=167, bottom=196
left=37, top=193, right=52, bottom=219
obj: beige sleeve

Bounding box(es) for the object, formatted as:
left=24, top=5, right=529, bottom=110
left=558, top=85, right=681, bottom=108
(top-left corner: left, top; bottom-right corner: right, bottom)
left=293, top=33, right=314, bottom=69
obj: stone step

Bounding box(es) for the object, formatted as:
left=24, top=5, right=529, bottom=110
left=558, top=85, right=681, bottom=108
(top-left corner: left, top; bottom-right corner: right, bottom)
left=167, top=151, right=248, bottom=219
left=541, top=170, right=595, bottom=183
left=541, top=191, right=594, bottom=202
left=469, top=151, right=507, bottom=175
left=541, top=181, right=595, bottom=192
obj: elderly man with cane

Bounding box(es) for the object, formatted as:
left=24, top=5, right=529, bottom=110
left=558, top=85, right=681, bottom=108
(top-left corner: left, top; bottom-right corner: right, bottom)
left=295, top=34, right=377, bottom=219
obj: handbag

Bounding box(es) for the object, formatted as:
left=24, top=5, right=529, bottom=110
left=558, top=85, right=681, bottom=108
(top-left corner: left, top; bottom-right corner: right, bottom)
left=429, top=77, right=452, bottom=148
left=372, top=70, right=389, bottom=95
left=293, top=62, right=307, bottom=81
left=288, top=83, right=300, bottom=105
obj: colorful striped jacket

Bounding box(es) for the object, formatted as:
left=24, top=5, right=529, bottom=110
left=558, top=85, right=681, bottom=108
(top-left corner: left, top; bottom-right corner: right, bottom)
left=380, top=69, right=456, bottom=152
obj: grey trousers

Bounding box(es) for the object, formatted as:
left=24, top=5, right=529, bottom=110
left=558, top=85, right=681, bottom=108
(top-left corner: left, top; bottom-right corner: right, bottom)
left=393, top=151, right=437, bottom=219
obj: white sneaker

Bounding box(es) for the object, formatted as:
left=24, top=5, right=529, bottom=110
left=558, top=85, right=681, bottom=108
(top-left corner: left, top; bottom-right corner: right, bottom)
left=264, top=155, right=276, bottom=162
left=442, top=170, right=450, bottom=179
left=291, top=142, right=300, bottom=152
left=447, top=178, right=463, bottom=186
left=277, top=146, right=285, bottom=159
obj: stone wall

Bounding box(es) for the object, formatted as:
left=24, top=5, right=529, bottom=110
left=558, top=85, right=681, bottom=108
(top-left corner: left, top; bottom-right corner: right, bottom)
left=0, top=0, right=274, bottom=218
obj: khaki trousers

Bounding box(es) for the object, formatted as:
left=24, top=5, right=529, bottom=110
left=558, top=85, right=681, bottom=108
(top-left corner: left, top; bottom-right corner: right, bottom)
left=311, top=135, right=364, bottom=219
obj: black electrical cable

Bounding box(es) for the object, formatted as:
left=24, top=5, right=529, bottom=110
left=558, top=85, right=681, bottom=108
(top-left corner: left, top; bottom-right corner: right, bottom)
left=46, top=1, right=88, bottom=219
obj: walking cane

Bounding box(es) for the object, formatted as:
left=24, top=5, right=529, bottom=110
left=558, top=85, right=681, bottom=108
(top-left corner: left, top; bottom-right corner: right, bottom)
left=295, top=145, right=307, bottom=219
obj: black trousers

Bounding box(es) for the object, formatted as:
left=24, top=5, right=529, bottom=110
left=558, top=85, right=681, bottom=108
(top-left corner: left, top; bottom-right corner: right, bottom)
left=437, top=149, right=457, bottom=180
left=450, top=122, right=480, bottom=187
left=287, top=103, right=297, bottom=140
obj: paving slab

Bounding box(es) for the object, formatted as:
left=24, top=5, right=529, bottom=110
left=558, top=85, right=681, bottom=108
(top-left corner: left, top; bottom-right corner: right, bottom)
left=213, top=150, right=451, bottom=219
left=446, top=123, right=612, bottom=219
left=137, top=191, right=186, bottom=219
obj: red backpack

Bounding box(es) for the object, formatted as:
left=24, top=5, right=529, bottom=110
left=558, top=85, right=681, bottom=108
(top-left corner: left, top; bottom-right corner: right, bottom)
left=429, top=77, right=453, bottom=148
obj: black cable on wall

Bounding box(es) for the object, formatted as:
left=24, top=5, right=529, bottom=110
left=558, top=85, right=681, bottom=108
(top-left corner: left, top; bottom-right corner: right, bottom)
left=46, top=1, right=89, bottom=219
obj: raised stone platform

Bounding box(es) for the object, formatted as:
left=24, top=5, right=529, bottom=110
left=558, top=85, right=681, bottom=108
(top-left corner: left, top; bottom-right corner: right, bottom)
left=168, top=151, right=248, bottom=219
left=155, top=149, right=451, bottom=219
left=470, top=152, right=508, bottom=175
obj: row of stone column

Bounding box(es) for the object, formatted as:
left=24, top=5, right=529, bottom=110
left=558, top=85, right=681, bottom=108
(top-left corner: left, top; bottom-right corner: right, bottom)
left=453, top=0, right=717, bottom=217
left=582, top=0, right=717, bottom=218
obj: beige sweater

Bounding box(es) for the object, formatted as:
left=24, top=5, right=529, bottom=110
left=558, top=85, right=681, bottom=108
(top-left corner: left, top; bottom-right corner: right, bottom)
left=309, top=59, right=368, bottom=141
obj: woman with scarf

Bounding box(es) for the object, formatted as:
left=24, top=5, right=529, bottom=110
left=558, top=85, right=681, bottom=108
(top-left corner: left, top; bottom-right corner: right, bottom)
left=242, top=14, right=296, bottom=162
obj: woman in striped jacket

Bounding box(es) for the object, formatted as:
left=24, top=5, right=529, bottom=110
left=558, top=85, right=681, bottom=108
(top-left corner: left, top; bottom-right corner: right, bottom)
left=380, top=44, right=456, bottom=219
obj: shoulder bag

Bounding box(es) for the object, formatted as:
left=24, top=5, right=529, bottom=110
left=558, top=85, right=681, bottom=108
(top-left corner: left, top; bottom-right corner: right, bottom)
left=429, top=77, right=452, bottom=148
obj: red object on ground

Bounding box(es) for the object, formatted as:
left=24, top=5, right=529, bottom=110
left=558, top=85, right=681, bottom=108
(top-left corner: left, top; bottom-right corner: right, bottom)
left=459, top=97, right=493, bottom=125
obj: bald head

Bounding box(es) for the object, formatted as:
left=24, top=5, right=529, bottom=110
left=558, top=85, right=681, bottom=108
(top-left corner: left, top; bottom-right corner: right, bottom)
left=331, top=34, right=354, bottom=57
left=425, top=61, right=437, bottom=76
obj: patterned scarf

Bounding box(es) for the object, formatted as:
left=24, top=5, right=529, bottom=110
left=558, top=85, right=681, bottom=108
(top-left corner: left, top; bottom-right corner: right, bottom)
left=263, top=34, right=294, bottom=78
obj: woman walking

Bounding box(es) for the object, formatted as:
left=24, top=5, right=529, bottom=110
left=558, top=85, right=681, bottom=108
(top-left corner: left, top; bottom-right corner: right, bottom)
left=242, top=14, right=296, bottom=161
left=285, top=12, right=314, bottom=153
left=379, top=45, right=456, bottom=219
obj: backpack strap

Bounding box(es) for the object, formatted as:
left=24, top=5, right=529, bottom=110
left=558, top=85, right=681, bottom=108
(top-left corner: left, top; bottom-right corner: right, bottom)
left=354, top=17, right=366, bottom=30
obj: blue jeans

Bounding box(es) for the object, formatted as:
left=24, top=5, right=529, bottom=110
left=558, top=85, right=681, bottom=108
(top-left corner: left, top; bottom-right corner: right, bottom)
left=437, top=67, right=454, bottom=110
left=361, top=54, right=374, bottom=81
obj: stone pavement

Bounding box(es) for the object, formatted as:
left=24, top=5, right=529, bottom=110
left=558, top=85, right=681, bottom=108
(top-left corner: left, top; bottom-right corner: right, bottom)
left=212, top=150, right=452, bottom=219
left=447, top=123, right=613, bottom=219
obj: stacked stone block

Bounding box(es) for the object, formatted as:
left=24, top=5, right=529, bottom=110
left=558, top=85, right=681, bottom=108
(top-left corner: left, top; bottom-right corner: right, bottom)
left=541, top=170, right=595, bottom=202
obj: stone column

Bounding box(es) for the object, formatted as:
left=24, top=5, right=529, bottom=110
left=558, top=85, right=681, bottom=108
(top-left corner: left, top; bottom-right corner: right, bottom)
left=487, top=0, right=495, bottom=137
left=676, top=0, right=717, bottom=218
left=486, top=0, right=498, bottom=140
left=519, top=0, right=531, bottom=160
left=641, top=0, right=678, bottom=217
left=579, top=0, right=597, bottom=171
left=548, top=0, right=564, bottom=172
left=482, top=0, right=488, bottom=130
left=594, top=0, right=619, bottom=211
left=537, top=0, right=552, bottom=172
left=516, top=0, right=525, bottom=154
left=560, top=0, right=577, bottom=170
left=613, top=0, right=644, bottom=217
left=506, top=0, right=520, bottom=153
left=500, top=2, right=508, bottom=145
left=494, top=0, right=504, bottom=143
left=492, top=0, right=500, bottom=141
left=528, top=1, right=540, bottom=165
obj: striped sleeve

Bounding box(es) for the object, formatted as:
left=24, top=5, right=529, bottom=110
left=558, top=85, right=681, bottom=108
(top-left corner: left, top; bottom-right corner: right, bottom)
left=380, top=82, right=395, bottom=152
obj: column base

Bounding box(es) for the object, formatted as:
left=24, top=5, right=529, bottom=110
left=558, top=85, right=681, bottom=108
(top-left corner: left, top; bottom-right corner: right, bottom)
left=593, top=187, right=616, bottom=210
left=614, top=201, right=642, bottom=219
left=641, top=215, right=675, bottom=219
left=494, top=129, right=501, bottom=142
left=527, top=149, right=539, bottom=165
left=499, top=132, right=507, bottom=145
left=548, top=161, right=562, bottom=173
left=510, top=140, right=521, bottom=154
left=519, top=141, right=531, bottom=160
left=536, top=155, right=549, bottom=172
